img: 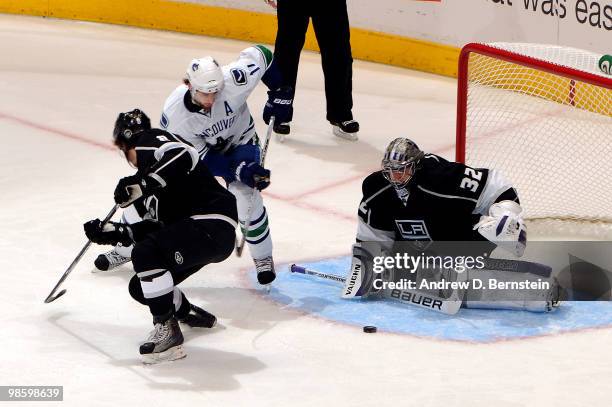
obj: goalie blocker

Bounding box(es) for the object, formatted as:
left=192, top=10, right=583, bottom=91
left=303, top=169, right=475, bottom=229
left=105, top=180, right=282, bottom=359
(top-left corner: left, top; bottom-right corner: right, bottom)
left=342, top=243, right=560, bottom=313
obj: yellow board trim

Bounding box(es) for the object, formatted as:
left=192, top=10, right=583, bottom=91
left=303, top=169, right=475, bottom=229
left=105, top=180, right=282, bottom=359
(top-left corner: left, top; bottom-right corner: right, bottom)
left=469, top=54, right=611, bottom=117
left=0, top=0, right=460, bottom=78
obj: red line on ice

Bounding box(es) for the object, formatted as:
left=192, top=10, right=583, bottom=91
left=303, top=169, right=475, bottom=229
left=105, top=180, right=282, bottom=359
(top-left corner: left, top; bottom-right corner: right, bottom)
left=1, top=110, right=456, bottom=223
left=0, top=111, right=115, bottom=151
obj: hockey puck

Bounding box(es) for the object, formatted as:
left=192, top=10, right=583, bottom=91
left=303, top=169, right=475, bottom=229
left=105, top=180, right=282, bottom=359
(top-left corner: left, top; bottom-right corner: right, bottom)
left=363, top=326, right=377, bottom=333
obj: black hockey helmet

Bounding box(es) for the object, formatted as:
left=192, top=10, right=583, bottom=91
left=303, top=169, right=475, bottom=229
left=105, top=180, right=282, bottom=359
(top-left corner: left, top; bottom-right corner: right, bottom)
left=382, top=138, right=425, bottom=188
left=112, top=109, right=151, bottom=149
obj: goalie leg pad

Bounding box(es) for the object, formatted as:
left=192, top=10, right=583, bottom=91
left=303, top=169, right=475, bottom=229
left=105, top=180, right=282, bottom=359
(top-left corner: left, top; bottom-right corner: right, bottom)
left=464, top=259, right=560, bottom=312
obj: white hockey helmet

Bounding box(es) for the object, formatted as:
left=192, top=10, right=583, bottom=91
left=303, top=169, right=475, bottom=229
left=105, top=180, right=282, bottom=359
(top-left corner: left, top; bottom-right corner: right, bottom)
left=184, top=56, right=224, bottom=94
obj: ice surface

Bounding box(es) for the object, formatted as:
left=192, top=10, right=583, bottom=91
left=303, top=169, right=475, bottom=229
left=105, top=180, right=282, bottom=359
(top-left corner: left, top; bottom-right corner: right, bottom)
left=0, top=14, right=610, bottom=407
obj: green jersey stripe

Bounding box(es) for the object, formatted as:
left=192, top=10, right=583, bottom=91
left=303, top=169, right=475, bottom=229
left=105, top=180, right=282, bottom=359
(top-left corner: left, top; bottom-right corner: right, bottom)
left=254, top=45, right=273, bottom=69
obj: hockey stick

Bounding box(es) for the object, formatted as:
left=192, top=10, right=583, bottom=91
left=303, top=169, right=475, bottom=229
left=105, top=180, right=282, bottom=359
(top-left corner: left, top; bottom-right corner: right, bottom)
left=290, top=264, right=346, bottom=283
left=235, top=116, right=275, bottom=257
left=290, top=264, right=463, bottom=315
left=44, top=204, right=119, bottom=303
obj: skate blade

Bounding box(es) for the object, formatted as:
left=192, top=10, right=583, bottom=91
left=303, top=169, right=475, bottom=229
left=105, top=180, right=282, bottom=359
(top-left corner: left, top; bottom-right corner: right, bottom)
left=332, top=126, right=358, bottom=141
left=91, top=263, right=130, bottom=273
left=91, top=268, right=114, bottom=274
left=182, top=318, right=217, bottom=329
left=91, top=268, right=128, bottom=274
left=142, top=345, right=186, bottom=365
left=276, top=132, right=286, bottom=143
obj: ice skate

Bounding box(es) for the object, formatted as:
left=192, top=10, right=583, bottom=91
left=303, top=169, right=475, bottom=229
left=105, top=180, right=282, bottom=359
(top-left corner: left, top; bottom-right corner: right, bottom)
left=254, top=256, right=276, bottom=285
left=331, top=120, right=359, bottom=141
left=93, top=244, right=131, bottom=272
left=179, top=304, right=217, bottom=328
left=139, top=316, right=185, bottom=364
left=274, top=122, right=290, bottom=142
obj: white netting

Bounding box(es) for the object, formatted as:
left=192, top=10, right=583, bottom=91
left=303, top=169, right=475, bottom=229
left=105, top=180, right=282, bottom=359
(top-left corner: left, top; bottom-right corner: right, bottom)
left=462, top=43, right=612, bottom=238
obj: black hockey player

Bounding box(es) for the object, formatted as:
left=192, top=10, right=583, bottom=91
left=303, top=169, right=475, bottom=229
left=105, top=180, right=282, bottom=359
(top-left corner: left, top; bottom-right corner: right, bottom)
left=349, top=138, right=559, bottom=312
left=357, top=138, right=526, bottom=249
left=84, top=109, right=238, bottom=363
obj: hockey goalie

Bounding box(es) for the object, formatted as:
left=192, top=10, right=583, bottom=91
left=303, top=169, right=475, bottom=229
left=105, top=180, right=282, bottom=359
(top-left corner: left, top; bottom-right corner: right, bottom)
left=347, top=137, right=560, bottom=314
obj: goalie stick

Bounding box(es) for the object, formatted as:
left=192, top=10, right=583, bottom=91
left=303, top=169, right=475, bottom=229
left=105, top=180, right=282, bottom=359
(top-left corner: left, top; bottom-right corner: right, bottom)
left=235, top=116, right=275, bottom=257
left=44, top=204, right=119, bottom=303
left=290, top=264, right=463, bottom=315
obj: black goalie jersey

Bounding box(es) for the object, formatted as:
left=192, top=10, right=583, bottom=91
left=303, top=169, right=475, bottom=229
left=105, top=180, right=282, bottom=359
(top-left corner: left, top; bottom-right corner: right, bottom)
left=357, top=154, right=517, bottom=242
left=131, top=128, right=237, bottom=226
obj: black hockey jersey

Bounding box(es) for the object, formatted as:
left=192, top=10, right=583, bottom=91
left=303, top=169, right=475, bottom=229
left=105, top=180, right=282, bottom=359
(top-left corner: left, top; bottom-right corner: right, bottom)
left=132, top=128, right=237, bottom=226
left=357, top=154, right=516, bottom=242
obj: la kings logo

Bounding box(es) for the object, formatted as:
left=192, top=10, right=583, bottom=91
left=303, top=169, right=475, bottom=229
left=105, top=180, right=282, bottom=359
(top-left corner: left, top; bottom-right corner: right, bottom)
left=396, top=219, right=430, bottom=240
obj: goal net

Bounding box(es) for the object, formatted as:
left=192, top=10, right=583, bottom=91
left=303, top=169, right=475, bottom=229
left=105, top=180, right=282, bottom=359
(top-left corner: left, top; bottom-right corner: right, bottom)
left=456, top=43, right=612, bottom=238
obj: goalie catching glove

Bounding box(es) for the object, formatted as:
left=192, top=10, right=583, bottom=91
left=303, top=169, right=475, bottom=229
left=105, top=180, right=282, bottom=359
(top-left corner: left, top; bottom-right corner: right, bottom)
left=474, top=200, right=527, bottom=257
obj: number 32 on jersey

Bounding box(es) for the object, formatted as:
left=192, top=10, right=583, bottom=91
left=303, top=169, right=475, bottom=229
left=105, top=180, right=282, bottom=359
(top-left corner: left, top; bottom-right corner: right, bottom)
left=460, top=167, right=482, bottom=192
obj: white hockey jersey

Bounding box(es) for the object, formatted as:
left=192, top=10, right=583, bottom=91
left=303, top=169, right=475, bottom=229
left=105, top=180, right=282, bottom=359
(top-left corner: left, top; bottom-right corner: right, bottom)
left=160, top=45, right=273, bottom=155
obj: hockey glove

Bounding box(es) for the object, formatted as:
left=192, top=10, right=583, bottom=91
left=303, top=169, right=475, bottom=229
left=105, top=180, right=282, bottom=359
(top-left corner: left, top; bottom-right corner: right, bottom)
left=113, top=175, right=160, bottom=208
left=84, top=219, right=133, bottom=246
left=263, top=86, right=293, bottom=125
left=235, top=161, right=271, bottom=190
left=341, top=243, right=385, bottom=299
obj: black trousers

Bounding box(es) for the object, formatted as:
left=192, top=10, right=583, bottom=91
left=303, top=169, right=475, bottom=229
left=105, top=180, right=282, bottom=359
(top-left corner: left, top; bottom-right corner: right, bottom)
left=274, top=0, right=353, bottom=123
left=128, top=218, right=235, bottom=319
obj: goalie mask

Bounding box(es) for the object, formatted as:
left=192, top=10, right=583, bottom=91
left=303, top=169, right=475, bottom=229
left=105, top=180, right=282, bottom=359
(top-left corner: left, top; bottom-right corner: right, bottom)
left=113, top=109, right=151, bottom=149
left=382, top=138, right=425, bottom=188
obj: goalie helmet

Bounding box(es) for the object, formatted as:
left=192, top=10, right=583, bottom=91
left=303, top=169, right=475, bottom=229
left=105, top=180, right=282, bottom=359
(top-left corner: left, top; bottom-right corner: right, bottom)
left=113, top=109, right=151, bottom=148
left=184, top=56, right=224, bottom=95
left=381, top=138, right=425, bottom=188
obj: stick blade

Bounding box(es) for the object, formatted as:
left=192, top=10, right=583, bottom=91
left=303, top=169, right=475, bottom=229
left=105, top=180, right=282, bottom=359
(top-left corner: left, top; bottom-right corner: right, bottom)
left=44, top=289, right=67, bottom=304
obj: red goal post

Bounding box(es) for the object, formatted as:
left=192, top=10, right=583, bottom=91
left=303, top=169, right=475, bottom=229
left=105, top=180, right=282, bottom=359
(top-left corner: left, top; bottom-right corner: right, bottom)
left=455, top=42, right=612, bottom=234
